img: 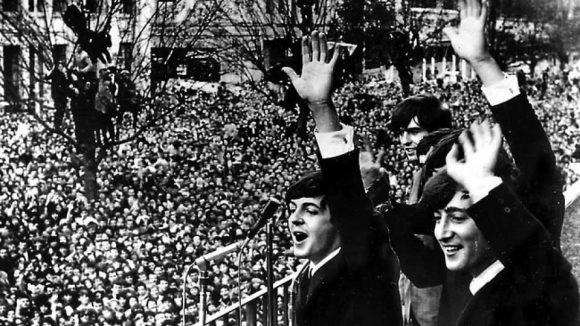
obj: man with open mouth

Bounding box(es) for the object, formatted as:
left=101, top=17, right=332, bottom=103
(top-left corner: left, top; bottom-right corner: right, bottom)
left=282, top=31, right=402, bottom=326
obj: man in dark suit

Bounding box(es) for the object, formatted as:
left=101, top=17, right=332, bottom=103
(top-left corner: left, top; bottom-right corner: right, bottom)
left=45, top=61, right=69, bottom=129
left=422, top=119, right=579, bottom=326
left=388, top=94, right=452, bottom=326
left=386, top=0, right=571, bottom=324
left=282, top=31, right=402, bottom=326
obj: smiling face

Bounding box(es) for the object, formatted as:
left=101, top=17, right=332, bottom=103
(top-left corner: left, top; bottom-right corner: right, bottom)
left=434, top=189, right=494, bottom=276
left=288, top=196, right=340, bottom=265
left=400, top=117, right=428, bottom=162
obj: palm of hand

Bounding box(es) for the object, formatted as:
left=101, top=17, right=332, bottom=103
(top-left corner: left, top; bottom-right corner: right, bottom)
left=451, top=19, right=487, bottom=61
left=293, top=61, right=334, bottom=103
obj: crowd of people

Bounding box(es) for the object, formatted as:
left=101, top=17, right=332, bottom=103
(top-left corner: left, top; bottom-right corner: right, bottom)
left=0, top=59, right=578, bottom=326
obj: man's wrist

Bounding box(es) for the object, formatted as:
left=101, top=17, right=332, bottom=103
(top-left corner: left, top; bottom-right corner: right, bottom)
left=469, top=55, right=505, bottom=87
left=464, top=176, right=502, bottom=204
left=310, top=101, right=341, bottom=133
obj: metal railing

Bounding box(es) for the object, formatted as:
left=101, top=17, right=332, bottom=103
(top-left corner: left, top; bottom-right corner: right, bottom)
left=197, top=274, right=294, bottom=326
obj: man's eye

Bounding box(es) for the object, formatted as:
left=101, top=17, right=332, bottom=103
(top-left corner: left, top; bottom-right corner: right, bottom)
left=433, top=212, right=442, bottom=222
left=460, top=192, right=471, bottom=200
left=306, top=209, right=318, bottom=215
left=449, top=214, right=467, bottom=222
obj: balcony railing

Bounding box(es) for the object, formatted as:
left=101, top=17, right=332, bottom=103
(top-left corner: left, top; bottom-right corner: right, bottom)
left=197, top=274, right=294, bottom=326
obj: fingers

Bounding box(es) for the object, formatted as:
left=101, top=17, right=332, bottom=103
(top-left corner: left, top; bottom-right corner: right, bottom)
left=301, top=36, right=311, bottom=64
left=445, top=143, right=461, bottom=168
left=330, top=44, right=340, bottom=67
left=311, top=31, right=320, bottom=62
left=303, top=32, right=332, bottom=63
left=490, top=123, right=503, bottom=152
left=463, top=0, right=485, bottom=18
left=281, top=67, right=299, bottom=83
left=459, top=0, right=467, bottom=20
left=319, top=33, right=328, bottom=62
left=458, top=130, right=475, bottom=158
left=480, top=0, right=488, bottom=22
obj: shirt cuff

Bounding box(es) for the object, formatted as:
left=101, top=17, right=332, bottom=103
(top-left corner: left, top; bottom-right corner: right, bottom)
left=481, top=74, right=520, bottom=106
left=315, top=124, right=355, bottom=159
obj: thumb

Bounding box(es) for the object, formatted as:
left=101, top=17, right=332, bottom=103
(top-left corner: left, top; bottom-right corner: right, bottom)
left=443, top=26, right=459, bottom=42
left=445, top=143, right=460, bottom=169
left=281, top=67, right=299, bottom=83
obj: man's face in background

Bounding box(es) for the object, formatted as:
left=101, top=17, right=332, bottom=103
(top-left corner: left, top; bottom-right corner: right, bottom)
left=399, top=117, right=428, bottom=163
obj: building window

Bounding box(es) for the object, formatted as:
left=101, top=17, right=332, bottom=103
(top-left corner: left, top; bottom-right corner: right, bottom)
left=2, top=0, right=18, bottom=11
left=3, top=45, right=21, bottom=102
left=29, top=46, right=36, bottom=101
left=117, top=42, right=133, bottom=71
left=85, top=0, right=98, bottom=12
left=121, top=0, right=133, bottom=14
left=442, top=0, right=456, bottom=10
left=53, top=0, right=66, bottom=12
left=411, top=0, right=436, bottom=8
left=52, top=44, right=67, bottom=65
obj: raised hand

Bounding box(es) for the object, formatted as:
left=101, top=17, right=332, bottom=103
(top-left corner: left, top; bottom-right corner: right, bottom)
left=444, top=0, right=490, bottom=64
left=282, top=31, right=340, bottom=108
left=445, top=120, right=503, bottom=200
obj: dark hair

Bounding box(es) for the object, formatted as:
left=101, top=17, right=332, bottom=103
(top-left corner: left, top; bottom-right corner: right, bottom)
left=285, top=171, right=327, bottom=207
left=420, top=147, right=520, bottom=210
left=390, top=94, right=452, bottom=132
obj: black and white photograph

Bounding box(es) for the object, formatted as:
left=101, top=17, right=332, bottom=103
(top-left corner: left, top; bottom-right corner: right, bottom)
left=0, top=0, right=579, bottom=325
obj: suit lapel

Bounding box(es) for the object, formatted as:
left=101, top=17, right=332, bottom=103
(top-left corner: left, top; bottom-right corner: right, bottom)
left=305, top=252, right=342, bottom=306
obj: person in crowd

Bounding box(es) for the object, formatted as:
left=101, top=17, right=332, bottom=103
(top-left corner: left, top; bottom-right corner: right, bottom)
left=0, top=10, right=577, bottom=325
left=116, top=70, right=139, bottom=128
left=385, top=0, right=571, bottom=325
left=282, top=31, right=402, bottom=326
left=423, top=120, right=578, bottom=325
left=387, top=93, right=452, bottom=326
left=95, top=67, right=116, bottom=144
left=45, top=61, right=70, bottom=129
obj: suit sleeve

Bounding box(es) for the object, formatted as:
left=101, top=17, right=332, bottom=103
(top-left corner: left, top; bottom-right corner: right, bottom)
left=467, top=183, right=554, bottom=267
left=384, top=204, right=446, bottom=287
left=489, top=93, right=564, bottom=247
left=319, top=150, right=376, bottom=269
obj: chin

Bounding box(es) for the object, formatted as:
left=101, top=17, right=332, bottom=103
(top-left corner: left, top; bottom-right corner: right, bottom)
left=406, top=154, right=418, bottom=162
left=292, top=245, right=307, bottom=259
left=444, top=259, right=466, bottom=272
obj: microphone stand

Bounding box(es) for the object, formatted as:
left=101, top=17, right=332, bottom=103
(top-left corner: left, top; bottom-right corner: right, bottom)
left=266, top=221, right=275, bottom=326
left=182, top=263, right=198, bottom=326
left=182, top=263, right=207, bottom=326
left=199, top=270, right=209, bottom=325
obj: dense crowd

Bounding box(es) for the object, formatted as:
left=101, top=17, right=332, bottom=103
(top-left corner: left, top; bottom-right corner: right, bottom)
left=0, top=66, right=578, bottom=326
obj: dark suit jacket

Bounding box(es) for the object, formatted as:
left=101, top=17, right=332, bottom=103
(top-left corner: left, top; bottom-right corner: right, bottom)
left=385, top=93, right=567, bottom=326
left=490, top=93, right=564, bottom=249
left=292, top=150, right=402, bottom=326
left=456, top=183, right=578, bottom=326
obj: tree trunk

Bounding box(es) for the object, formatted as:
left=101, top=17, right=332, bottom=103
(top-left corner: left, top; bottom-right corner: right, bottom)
left=396, top=63, right=413, bottom=97
left=529, top=59, right=537, bottom=78
left=82, top=144, right=99, bottom=201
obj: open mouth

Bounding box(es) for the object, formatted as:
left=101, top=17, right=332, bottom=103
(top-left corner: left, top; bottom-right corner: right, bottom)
left=293, top=231, right=308, bottom=243
left=442, top=245, right=462, bottom=255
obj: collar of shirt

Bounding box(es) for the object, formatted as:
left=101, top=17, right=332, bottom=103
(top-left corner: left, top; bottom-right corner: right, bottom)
left=469, top=260, right=505, bottom=295
left=309, top=247, right=341, bottom=277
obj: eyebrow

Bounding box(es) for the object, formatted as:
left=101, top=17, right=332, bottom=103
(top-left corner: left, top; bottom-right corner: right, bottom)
left=443, top=206, right=467, bottom=215
left=290, top=202, right=321, bottom=209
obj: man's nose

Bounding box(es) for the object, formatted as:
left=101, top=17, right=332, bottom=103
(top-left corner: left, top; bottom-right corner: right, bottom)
left=400, top=131, right=410, bottom=145
left=434, top=216, right=452, bottom=241
left=289, top=212, right=304, bottom=225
